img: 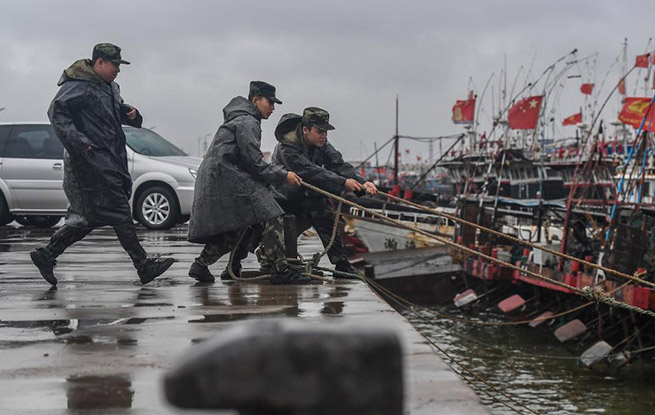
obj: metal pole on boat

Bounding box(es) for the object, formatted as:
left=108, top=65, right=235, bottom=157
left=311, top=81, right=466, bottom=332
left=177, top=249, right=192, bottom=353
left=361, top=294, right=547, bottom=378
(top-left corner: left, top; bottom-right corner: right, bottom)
left=394, top=95, right=399, bottom=185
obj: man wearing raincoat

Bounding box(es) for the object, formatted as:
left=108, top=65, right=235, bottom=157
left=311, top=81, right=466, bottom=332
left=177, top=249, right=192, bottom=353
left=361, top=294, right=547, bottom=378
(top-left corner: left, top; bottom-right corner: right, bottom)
left=187, top=81, right=309, bottom=284
left=30, top=43, right=174, bottom=286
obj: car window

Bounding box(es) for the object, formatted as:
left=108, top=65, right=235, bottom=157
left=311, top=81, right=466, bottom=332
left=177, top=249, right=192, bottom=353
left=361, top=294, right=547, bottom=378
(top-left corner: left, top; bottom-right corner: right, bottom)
left=5, top=125, right=64, bottom=159
left=124, top=127, right=187, bottom=157
left=0, top=125, right=11, bottom=156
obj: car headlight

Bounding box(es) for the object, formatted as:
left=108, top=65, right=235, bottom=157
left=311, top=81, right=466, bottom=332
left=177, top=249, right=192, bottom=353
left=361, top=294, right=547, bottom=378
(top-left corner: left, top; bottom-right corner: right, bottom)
left=189, top=168, right=197, bottom=179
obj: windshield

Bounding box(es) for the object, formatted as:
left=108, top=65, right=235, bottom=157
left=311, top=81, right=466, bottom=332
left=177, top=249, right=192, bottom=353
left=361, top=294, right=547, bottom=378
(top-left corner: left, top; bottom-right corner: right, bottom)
left=124, top=127, right=187, bottom=156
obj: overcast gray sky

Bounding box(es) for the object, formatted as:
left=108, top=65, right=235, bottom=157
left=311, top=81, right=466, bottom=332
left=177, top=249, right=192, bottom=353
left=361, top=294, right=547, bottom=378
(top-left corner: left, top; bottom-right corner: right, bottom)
left=1, top=0, right=654, bottom=162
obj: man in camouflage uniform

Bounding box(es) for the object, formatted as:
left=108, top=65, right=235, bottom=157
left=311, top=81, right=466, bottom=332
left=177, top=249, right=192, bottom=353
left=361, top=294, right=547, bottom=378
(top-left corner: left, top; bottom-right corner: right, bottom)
left=225, top=107, right=377, bottom=278
left=187, top=81, right=309, bottom=284
left=30, top=43, right=174, bottom=286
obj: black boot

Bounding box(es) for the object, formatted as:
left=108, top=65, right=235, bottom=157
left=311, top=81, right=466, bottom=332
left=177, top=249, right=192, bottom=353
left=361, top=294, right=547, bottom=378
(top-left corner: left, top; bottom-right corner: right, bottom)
left=220, top=263, right=241, bottom=281
left=189, top=261, right=215, bottom=283
left=270, top=267, right=311, bottom=285
left=334, top=260, right=361, bottom=280
left=138, top=257, right=175, bottom=284
left=30, top=248, right=57, bottom=286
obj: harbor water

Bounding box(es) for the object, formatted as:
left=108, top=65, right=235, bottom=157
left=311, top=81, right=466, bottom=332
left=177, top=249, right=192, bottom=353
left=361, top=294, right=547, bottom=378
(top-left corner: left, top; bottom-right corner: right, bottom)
left=405, top=306, right=655, bottom=415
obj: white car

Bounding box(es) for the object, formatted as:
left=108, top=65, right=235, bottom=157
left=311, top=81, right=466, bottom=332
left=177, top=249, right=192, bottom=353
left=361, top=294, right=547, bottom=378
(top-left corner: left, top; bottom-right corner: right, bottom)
left=0, top=122, right=200, bottom=230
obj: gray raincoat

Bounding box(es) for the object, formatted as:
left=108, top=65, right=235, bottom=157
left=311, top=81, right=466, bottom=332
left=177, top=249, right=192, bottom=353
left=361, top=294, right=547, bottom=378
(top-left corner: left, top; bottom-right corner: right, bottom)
left=271, top=113, right=364, bottom=203
left=187, top=96, right=287, bottom=244
left=48, top=59, right=143, bottom=228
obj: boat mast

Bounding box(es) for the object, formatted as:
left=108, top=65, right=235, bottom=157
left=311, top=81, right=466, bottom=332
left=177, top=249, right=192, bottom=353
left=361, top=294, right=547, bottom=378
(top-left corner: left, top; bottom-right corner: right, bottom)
left=394, top=95, right=399, bottom=184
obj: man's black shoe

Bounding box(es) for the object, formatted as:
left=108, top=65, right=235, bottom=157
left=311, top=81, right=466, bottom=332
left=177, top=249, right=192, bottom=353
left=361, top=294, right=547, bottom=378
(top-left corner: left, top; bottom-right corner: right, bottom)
left=30, top=248, right=57, bottom=286
left=334, top=260, right=361, bottom=280
left=138, top=257, right=175, bottom=284
left=189, top=261, right=215, bottom=283
left=270, top=267, right=311, bottom=285
left=220, top=263, right=241, bottom=281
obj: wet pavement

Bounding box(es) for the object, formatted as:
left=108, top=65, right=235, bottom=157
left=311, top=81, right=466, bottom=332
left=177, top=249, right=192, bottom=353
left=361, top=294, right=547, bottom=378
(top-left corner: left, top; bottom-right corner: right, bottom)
left=0, top=225, right=487, bottom=414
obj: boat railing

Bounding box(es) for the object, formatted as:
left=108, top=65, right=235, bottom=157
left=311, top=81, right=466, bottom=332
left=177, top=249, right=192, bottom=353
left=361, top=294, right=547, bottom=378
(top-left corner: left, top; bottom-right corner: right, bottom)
left=347, top=206, right=455, bottom=227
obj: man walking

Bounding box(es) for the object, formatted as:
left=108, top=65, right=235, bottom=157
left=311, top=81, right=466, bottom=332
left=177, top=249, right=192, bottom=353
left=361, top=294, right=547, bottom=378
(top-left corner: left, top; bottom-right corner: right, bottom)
left=187, top=81, right=309, bottom=284
left=30, top=43, right=175, bottom=286
left=230, top=107, right=377, bottom=278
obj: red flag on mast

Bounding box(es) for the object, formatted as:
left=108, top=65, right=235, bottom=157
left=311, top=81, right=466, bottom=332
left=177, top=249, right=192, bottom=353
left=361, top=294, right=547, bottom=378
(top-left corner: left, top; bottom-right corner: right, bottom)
left=580, top=83, right=594, bottom=95
left=618, top=78, right=626, bottom=95
left=562, top=112, right=582, bottom=126
left=618, top=97, right=655, bottom=130
left=636, top=53, right=650, bottom=68
left=451, top=94, right=475, bottom=125
left=507, top=95, right=543, bottom=130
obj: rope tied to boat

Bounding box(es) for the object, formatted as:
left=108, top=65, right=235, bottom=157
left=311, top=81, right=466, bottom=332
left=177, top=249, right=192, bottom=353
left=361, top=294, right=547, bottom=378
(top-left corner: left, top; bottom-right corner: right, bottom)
left=379, top=189, right=655, bottom=290
left=299, top=181, right=655, bottom=319
left=580, top=286, right=655, bottom=318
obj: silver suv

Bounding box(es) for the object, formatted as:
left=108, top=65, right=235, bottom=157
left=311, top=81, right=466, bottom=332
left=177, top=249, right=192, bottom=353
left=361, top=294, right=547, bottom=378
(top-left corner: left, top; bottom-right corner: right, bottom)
left=0, top=122, right=200, bottom=230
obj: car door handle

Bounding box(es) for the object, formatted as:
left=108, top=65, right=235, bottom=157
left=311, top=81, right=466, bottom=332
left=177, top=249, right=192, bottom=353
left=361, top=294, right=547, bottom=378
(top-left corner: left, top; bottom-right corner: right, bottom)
left=53, top=162, right=63, bottom=170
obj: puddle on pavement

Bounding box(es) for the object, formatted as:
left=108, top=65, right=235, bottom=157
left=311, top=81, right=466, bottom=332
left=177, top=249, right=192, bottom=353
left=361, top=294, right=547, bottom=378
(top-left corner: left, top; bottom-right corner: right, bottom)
left=321, top=301, right=345, bottom=315
left=66, top=374, right=133, bottom=410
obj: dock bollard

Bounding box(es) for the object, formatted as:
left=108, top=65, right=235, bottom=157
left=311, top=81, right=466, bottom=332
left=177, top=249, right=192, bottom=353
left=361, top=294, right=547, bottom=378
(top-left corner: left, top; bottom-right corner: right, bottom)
left=164, top=319, right=404, bottom=415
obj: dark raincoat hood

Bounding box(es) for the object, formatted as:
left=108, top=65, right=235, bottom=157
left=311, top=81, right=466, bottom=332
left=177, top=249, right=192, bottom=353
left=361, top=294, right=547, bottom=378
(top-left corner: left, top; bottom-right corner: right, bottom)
left=223, top=96, right=261, bottom=123
left=274, top=113, right=302, bottom=143
left=57, top=59, right=105, bottom=86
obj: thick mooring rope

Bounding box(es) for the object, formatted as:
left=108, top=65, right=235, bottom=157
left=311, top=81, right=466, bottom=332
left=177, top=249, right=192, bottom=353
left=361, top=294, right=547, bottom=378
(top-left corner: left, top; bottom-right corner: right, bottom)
left=300, top=182, right=655, bottom=319
left=379, top=190, right=655, bottom=290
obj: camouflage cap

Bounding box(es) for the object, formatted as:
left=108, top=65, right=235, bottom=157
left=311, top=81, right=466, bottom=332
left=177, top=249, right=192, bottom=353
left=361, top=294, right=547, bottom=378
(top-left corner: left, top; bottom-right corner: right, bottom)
left=249, top=81, right=282, bottom=104
left=302, top=107, right=335, bottom=130
left=92, top=43, right=130, bottom=65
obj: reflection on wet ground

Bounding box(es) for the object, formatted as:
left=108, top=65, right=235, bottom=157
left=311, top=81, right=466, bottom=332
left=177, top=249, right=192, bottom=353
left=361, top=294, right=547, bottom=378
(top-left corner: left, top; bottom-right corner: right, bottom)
left=67, top=374, right=133, bottom=410
left=0, top=225, right=366, bottom=414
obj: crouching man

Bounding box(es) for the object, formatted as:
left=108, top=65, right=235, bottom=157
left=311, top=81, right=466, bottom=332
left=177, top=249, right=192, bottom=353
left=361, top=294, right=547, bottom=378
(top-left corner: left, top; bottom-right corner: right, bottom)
left=226, top=107, right=377, bottom=279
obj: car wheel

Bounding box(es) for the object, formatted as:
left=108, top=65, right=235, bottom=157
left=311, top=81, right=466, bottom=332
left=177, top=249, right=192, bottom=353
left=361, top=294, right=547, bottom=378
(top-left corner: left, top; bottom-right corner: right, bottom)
left=135, top=186, right=179, bottom=230
left=24, top=216, right=63, bottom=228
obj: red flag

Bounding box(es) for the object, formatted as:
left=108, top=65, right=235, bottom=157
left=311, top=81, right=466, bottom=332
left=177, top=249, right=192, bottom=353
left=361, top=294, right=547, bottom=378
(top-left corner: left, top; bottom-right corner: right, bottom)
left=580, top=83, right=594, bottom=95
left=636, top=53, right=650, bottom=68
left=451, top=98, right=475, bottom=125
left=508, top=95, right=543, bottom=130
left=618, top=78, right=626, bottom=95
left=618, top=97, right=655, bottom=130
left=562, top=112, right=582, bottom=126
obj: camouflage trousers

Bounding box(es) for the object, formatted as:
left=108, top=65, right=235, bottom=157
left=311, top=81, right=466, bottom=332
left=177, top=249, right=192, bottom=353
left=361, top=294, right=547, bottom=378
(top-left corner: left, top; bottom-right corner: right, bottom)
left=195, top=215, right=287, bottom=273
left=257, top=196, right=349, bottom=269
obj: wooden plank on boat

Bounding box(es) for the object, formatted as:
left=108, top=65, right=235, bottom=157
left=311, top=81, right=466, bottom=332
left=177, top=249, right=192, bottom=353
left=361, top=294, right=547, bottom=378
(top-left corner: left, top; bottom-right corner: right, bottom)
left=554, top=319, right=587, bottom=343
left=498, top=294, right=526, bottom=313
left=454, top=289, right=478, bottom=307
left=580, top=341, right=613, bottom=367
left=529, top=311, right=553, bottom=327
